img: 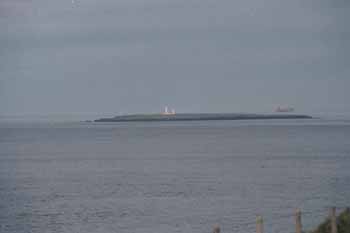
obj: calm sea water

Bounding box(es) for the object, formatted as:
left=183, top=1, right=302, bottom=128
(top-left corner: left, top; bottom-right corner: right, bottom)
left=1, top=119, right=350, bottom=233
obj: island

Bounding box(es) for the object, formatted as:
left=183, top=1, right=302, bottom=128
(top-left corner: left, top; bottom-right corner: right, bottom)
left=94, top=113, right=312, bottom=122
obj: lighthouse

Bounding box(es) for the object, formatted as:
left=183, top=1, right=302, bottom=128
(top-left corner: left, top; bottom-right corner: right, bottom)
left=161, top=106, right=176, bottom=115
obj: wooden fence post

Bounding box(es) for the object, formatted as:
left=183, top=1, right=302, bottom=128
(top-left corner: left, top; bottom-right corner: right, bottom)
left=212, top=224, right=220, bottom=233
left=295, top=209, right=302, bottom=233
left=256, top=215, right=264, bottom=233
left=330, top=207, right=337, bottom=233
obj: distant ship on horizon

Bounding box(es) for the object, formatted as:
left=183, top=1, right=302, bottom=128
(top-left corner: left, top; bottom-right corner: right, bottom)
left=275, top=106, right=295, bottom=113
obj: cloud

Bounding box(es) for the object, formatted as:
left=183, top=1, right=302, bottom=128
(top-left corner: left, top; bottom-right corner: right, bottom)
left=1, top=0, right=349, bottom=115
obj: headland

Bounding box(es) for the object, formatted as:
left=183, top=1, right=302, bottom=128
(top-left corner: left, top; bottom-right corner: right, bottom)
left=94, top=113, right=312, bottom=122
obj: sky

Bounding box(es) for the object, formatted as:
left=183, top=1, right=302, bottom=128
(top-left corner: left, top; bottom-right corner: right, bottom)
left=0, top=0, right=349, bottom=118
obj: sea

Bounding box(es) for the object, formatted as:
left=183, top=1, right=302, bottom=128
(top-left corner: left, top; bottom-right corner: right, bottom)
left=1, top=118, right=350, bottom=233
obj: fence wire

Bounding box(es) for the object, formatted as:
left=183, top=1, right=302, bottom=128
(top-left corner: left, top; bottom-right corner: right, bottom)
left=222, top=206, right=349, bottom=233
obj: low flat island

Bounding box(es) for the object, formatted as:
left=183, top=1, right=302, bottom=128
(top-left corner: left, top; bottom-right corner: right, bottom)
left=94, top=113, right=312, bottom=122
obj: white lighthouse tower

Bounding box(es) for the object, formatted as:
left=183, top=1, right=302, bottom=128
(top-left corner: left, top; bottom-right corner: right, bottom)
left=162, top=106, right=176, bottom=115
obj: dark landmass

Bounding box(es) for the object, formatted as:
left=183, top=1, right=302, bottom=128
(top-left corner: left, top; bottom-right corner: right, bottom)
left=94, top=113, right=312, bottom=122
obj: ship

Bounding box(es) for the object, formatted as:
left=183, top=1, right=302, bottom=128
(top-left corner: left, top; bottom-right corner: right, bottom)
left=275, top=106, right=295, bottom=113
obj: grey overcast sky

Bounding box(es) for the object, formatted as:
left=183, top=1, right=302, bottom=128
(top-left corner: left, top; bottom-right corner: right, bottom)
left=0, top=0, right=349, bottom=118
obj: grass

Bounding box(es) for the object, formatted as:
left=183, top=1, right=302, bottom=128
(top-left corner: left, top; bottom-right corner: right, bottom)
left=311, top=209, right=350, bottom=233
